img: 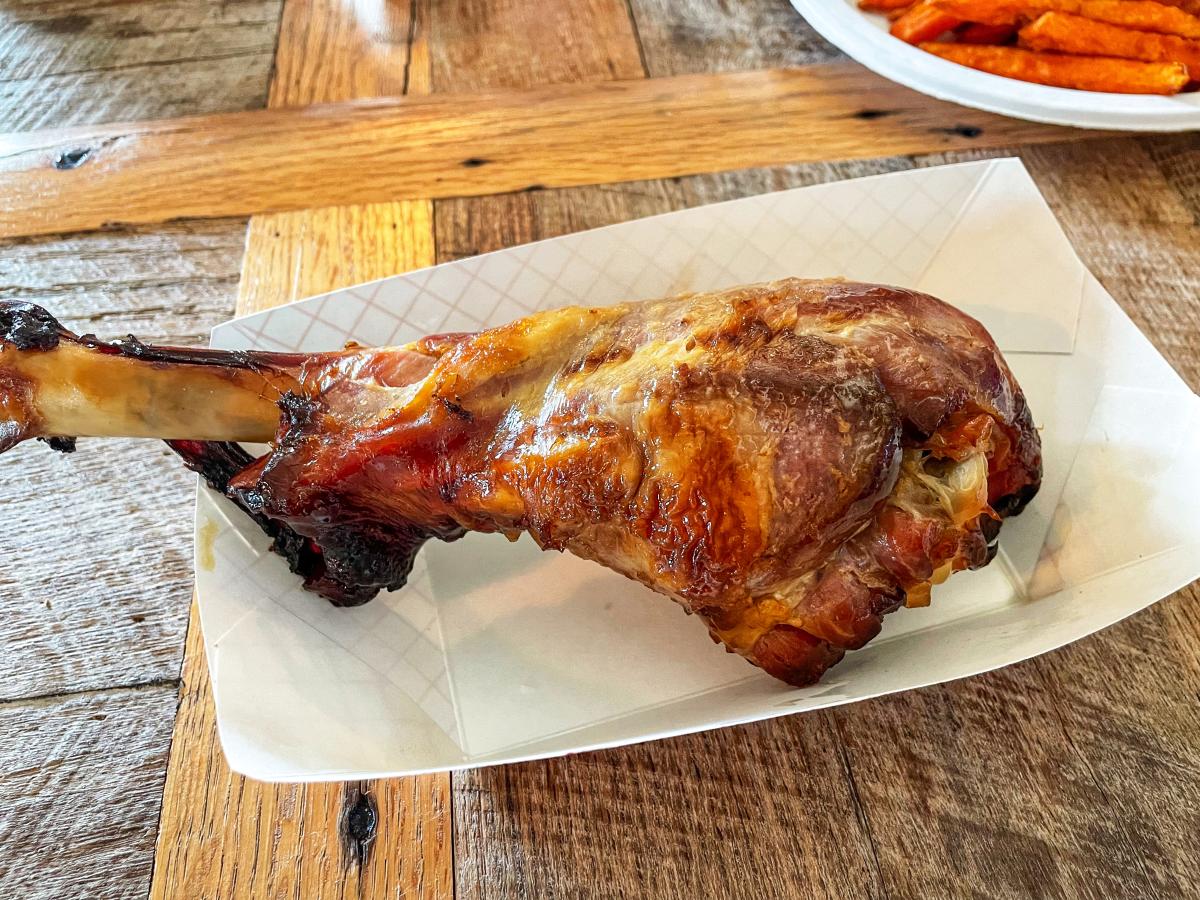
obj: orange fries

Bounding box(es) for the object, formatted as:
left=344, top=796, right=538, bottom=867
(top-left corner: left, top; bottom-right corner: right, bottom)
left=1022, top=11, right=1200, bottom=78
left=891, top=2, right=962, bottom=42
left=920, top=42, right=1190, bottom=91
left=859, top=0, right=919, bottom=19
left=931, top=0, right=1200, bottom=38
left=865, top=0, right=1198, bottom=93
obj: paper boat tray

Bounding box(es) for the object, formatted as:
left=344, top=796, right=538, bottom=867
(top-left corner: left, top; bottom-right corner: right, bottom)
left=193, top=159, right=1200, bottom=781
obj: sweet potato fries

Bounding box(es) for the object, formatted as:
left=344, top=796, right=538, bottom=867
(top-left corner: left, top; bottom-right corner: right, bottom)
left=859, top=0, right=1200, bottom=93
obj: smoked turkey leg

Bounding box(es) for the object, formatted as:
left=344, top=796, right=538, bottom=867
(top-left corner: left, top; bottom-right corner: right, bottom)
left=0, top=279, right=1041, bottom=685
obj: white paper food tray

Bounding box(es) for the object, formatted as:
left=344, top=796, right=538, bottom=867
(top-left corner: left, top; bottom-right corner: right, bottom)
left=194, top=159, right=1200, bottom=781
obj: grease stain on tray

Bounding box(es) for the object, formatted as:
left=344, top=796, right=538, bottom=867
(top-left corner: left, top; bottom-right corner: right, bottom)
left=198, top=518, right=220, bottom=571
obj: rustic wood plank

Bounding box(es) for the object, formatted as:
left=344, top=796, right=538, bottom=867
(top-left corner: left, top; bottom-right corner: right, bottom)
left=425, top=0, right=644, bottom=89
left=0, top=0, right=283, bottom=132
left=1140, top=135, right=1200, bottom=219
left=0, top=685, right=178, bottom=900
left=0, top=0, right=283, bottom=699
left=0, top=220, right=246, bottom=701
left=1024, top=593, right=1200, bottom=898
left=629, top=0, right=840, bottom=75
left=442, top=137, right=1200, bottom=898
left=833, top=646, right=1196, bottom=899
left=151, top=2, right=453, bottom=898
left=0, top=219, right=246, bottom=342
left=150, top=212, right=448, bottom=900
left=268, top=0, right=414, bottom=105
left=0, top=65, right=1097, bottom=239
left=454, top=714, right=881, bottom=899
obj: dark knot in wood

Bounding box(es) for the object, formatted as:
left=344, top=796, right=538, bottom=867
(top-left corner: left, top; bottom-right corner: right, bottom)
left=53, top=147, right=92, bottom=170
left=940, top=124, right=984, bottom=138
left=340, top=785, right=378, bottom=868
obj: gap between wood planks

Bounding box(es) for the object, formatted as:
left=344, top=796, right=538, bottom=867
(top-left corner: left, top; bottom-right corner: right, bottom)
left=0, top=677, right=179, bottom=711
left=0, top=64, right=1100, bottom=240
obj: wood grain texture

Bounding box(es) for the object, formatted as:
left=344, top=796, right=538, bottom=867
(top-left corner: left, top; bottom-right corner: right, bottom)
left=629, top=0, right=841, bottom=75
left=442, top=138, right=1200, bottom=899
left=269, top=0, right=415, bottom=104
left=0, top=65, right=1094, bottom=239
left=1030, top=604, right=1200, bottom=897
left=833, top=638, right=1199, bottom=899
left=0, top=685, right=178, bottom=900
left=0, top=0, right=277, bottom=701
left=0, top=220, right=246, bottom=701
left=150, top=2, right=453, bottom=898
left=0, top=0, right=282, bottom=132
left=1141, top=134, right=1200, bottom=220
left=424, top=0, right=644, bottom=89
left=454, top=715, right=882, bottom=899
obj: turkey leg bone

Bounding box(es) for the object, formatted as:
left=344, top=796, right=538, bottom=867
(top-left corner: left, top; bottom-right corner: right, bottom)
left=0, top=300, right=294, bottom=451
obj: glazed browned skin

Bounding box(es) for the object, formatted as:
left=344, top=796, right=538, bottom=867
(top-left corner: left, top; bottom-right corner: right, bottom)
left=230, top=278, right=1041, bottom=685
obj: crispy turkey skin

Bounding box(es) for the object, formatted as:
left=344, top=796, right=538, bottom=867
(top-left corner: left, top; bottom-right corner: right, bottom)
left=0, top=278, right=1041, bottom=686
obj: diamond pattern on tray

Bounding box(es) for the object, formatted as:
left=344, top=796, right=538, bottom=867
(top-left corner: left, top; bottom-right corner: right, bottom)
left=214, top=164, right=980, bottom=355
left=200, top=159, right=1072, bottom=769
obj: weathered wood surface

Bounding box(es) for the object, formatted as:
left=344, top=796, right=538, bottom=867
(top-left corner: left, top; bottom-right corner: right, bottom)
left=424, top=0, right=644, bottom=88
left=0, top=0, right=282, bottom=132
left=442, top=139, right=1200, bottom=898
left=150, top=1, right=454, bottom=897
left=150, top=209, right=453, bottom=897
left=0, top=686, right=179, bottom=900
left=0, top=0, right=277, bottom=702
left=1143, top=133, right=1200, bottom=218
left=0, top=65, right=1098, bottom=239
left=152, top=594, right=452, bottom=900
left=630, top=0, right=841, bottom=75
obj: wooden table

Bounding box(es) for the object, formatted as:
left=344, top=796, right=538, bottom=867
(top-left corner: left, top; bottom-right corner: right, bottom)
left=1, top=1, right=1198, bottom=897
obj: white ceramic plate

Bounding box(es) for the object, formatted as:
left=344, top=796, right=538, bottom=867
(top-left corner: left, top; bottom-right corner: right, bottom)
left=791, top=0, right=1200, bottom=131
